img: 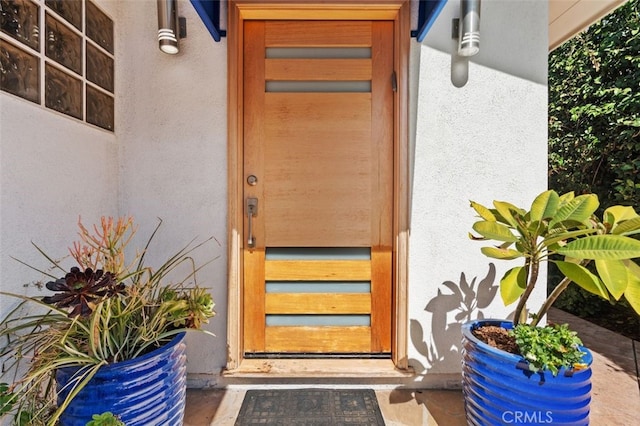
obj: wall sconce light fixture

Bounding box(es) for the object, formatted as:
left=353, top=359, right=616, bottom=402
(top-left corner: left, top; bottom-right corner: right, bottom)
left=453, top=0, right=481, bottom=57
left=157, top=0, right=185, bottom=54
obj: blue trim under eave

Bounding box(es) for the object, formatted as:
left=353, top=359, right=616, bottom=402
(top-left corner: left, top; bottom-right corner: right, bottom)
left=412, top=0, right=448, bottom=42
left=190, top=0, right=225, bottom=42
left=191, top=0, right=446, bottom=43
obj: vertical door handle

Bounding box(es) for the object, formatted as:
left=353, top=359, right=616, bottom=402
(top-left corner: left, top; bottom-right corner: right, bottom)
left=246, top=197, right=258, bottom=248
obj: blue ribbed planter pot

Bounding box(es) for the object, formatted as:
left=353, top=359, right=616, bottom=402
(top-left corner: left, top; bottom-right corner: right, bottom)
left=56, top=333, right=187, bottom=426
left=462, top=320, right=592, bottom=426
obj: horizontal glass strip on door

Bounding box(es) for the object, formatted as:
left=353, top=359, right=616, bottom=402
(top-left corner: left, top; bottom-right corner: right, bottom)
left=266, top=315, right=371, bottom=326
left=266, top=247, right=371, bottom=260
left=266, top=47, right=372, bottom=59
left=266, top=282, right=371, bottom=293
left=266, top=81, right=371, bottom=92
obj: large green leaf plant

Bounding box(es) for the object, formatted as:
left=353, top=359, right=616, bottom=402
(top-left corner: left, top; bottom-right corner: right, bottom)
left=470, top=190, right=640, bottom=325
left=469, top=190, right=640, bottom=373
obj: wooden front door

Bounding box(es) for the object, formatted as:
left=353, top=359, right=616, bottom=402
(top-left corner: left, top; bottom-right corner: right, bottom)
left=242, top=19, right=394, bottom=356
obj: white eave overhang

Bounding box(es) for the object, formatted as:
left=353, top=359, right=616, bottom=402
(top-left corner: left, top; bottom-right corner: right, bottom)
left=549, top=0, right=628, bottom=51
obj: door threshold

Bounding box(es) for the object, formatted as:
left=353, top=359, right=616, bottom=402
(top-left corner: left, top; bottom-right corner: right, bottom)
left=223, top=358, right=414, bottom=378
left=244, top=352, right=390, bottom=359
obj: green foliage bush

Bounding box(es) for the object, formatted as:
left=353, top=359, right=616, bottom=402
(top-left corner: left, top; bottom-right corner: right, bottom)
left=512, top=323, right=586, bottom=376
left=549, top=0, right=640, bottom=323
left=549, top=0, right=640, bottom=210
left=86, top=412, right=125, bottom=426
left=0, top=384, right=13, bottom=416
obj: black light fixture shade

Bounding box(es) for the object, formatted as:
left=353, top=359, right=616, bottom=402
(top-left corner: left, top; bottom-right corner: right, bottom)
left=458, top=0, right=480, bottom=57
left=158, top=0, right=179, bottom=54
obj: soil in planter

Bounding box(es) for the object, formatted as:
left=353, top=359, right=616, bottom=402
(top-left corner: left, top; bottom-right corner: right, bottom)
left=472, top=326, right=520, bottom=355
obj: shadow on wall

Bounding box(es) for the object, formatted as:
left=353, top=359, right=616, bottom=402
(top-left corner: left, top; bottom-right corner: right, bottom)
left=411, top=263, right=498, bottom=376
left=388, top=264, right=500, bottom=423
left=420, top=0, right=548, bottom=85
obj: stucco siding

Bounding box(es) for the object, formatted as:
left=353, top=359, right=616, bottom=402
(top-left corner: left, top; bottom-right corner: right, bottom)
left=408, top=0, right=548, bottom=383
left=116, top=0, right=228, bottom=374
left=0, top=79, right=119, bottom=318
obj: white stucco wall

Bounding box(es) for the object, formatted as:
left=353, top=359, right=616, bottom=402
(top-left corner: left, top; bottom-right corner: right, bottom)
left=115, top=0, right=228, bottom=375
left=407, top=0, right=548, bottom=386
left=0, top=0, right=227, bottom=376
left=0, top=0, right=119, bottom=316
left=1, top=0, right=547, bottom=389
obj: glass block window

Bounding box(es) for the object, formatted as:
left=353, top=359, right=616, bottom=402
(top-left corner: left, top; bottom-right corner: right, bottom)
left=1, top=0, right=114, bottom=131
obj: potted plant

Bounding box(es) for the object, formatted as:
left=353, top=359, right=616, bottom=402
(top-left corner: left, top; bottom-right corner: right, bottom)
left=464, top=190, right=640, bottom=425
left=0, top=216, right=216, bottom=425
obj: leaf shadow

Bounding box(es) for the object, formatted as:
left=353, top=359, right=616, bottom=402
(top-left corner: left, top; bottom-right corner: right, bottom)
left=413, top=262, right=498, bottom=373
left=388, top=263, right=499, bottom=423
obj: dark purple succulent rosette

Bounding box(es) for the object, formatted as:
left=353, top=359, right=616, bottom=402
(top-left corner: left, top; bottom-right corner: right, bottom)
left=43, top=267, right=124, bottom=317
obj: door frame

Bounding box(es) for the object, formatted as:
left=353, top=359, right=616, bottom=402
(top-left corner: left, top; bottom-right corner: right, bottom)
left=226, top=0, right=411, bottom=373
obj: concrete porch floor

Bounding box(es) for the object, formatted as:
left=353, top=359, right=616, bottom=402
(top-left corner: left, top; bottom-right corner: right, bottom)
left=184, top=308, right=639, bottom=425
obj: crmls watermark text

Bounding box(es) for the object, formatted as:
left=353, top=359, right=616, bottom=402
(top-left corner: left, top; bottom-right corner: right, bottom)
left=502, top=411, right=554, bottom=424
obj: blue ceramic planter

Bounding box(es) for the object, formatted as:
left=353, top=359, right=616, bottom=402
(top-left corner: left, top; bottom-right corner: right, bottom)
left=462, top=320, right=592, bottom=426
left=56, top=333, right=187, bottom=426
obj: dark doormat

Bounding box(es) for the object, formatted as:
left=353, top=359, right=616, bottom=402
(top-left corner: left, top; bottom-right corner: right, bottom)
left=234, top=388, right=386, bottom=425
